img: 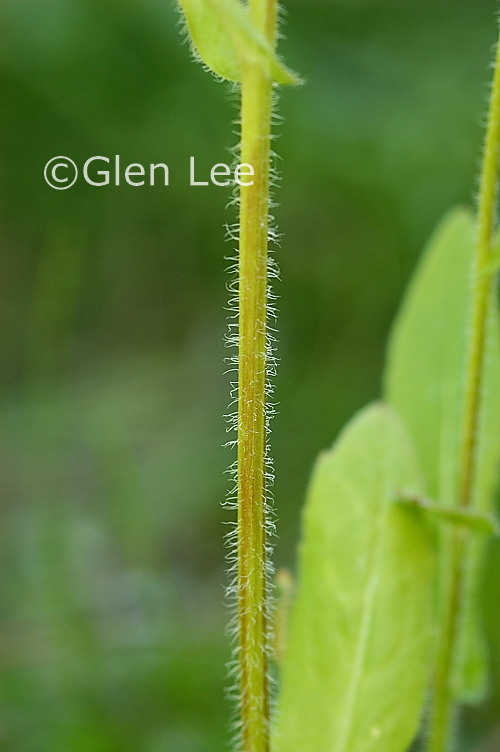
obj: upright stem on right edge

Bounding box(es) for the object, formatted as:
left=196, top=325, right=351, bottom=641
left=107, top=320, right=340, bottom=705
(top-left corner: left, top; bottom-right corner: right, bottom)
left=427, top=27, right=500, bottom=752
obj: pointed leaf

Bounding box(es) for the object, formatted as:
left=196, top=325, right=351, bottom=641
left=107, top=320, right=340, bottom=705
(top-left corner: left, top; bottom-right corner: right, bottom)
left=176, top=0, right=301, bottom=84
left=273, top=404, right=434, bottom=752
left=395, top=493, right=499, bottom=537
left=384, top=207, right=500, bottom=702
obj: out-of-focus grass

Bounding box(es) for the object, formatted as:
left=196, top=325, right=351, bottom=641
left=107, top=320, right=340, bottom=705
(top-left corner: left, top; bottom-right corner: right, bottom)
left=0, top=0, right=499, bottom=748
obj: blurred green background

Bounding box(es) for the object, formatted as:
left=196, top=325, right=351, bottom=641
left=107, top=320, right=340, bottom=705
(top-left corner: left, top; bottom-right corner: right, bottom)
left=1, top=0, right=500, bottom=749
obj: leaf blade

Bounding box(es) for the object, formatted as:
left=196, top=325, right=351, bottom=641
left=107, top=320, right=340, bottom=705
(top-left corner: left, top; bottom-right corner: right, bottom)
left=384, top=207, right=500, bottom=702
left=395, top=493, right=499, bottom=536
left=176, top=0, right=301, bottom=84
left=273, top=404, right=435, bottom=752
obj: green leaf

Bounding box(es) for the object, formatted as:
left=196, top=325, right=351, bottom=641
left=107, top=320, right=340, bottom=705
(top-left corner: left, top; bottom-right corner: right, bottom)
left=273, top=404, right=434, bottom=752
left=176, top=0, right=301, bottom=85
left=481, top=537, right=500, bottom=700
left=395, top=493, right=499, bottom=537
left=384, top=207, right=500, bottom=702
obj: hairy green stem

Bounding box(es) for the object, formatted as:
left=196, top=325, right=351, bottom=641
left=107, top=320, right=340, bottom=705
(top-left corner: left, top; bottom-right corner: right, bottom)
left=427, top=26, right=500, bottom=752
left=237, top=1, right=278, bottom=750
left=459, top=34, right=500, bottom=512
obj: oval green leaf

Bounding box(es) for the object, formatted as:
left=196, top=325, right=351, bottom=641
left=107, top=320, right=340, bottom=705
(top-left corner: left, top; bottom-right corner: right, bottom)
left=176, top=0, right=300, bottom=85
left=273, top=404, right=434, bottom=752
left=395, top=493, right=499, bottom=537
left=384, top=207, right=500, bottom=702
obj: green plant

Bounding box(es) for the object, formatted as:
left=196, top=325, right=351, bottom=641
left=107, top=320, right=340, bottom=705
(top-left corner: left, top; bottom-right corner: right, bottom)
left=175, top=3, right=500, bottom=752
left=176, top=2, right=299, bottom=750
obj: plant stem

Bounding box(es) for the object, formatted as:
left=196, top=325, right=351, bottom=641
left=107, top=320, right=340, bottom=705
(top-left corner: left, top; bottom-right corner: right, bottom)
left=237, top=2, right=278, bottom=751
left=427, top=26, right=500, bottom=752
left=459, top=33, right=500, bottom=513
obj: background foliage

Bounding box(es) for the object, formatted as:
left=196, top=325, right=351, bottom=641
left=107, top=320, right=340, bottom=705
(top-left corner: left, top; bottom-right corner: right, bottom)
left=1, top=0, right=499, bottom=749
